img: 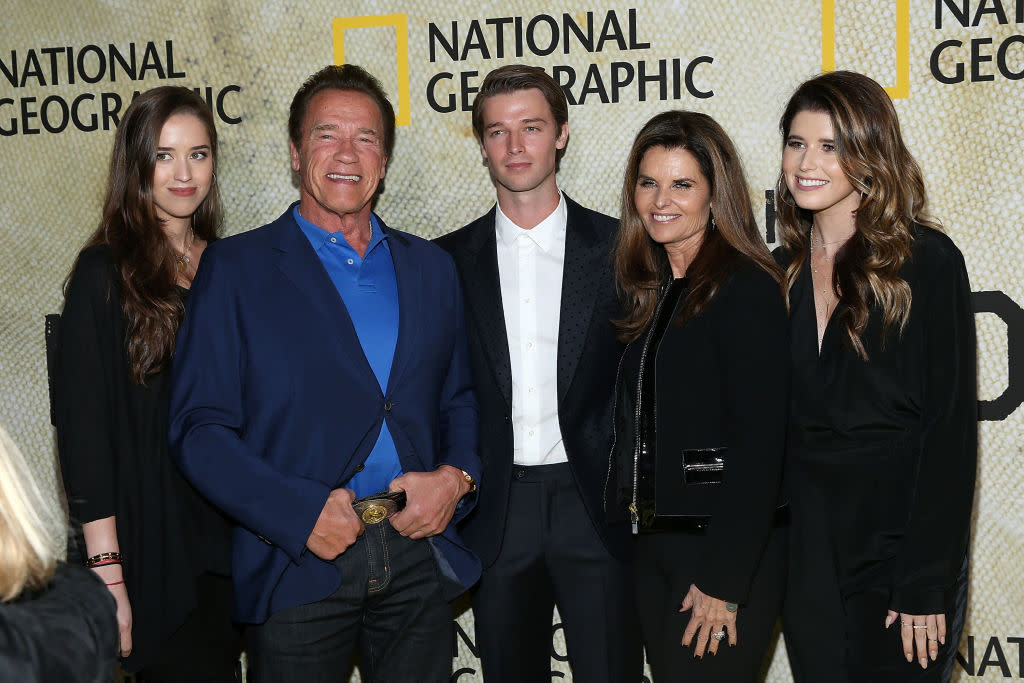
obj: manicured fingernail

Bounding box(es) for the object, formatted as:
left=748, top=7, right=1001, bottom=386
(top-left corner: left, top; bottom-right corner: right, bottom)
left=920, top=657, right=927, bottom=668
left=884, top=615, right=893, bottom=628
left=906, top=653, right=913, bottom=662
left=939, top=636, right=945, bottom=645
left=930, top=650, right=937, bottom=660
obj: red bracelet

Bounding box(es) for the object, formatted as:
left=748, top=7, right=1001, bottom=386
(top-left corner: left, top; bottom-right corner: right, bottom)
left=105, top=580, right=125, bottom=587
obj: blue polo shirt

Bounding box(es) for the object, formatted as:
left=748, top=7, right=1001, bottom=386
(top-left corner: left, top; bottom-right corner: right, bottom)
left=293, top=206, right=402, bottom=498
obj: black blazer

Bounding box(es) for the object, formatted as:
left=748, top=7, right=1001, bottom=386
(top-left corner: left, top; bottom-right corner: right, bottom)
left=607, top=259, right=790, bottom=603
left=435, top=195, right=630, bottom=566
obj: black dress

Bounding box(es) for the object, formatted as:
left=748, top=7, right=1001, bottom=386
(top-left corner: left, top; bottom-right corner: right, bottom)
left=777, top=226, right=976, bottom=683
left=0, top=563, right=118, bottom=682
left=55, top=244, right=237, bottom=676
left=606, top=257, right=790, bottom=682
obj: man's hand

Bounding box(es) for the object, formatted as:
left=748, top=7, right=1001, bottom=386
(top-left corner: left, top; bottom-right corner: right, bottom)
left=388, top=466, right=471, bottom=539
left=306, top=488, right=364, bottom=560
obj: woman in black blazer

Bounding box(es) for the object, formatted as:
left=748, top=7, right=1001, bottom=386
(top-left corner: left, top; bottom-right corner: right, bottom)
left=606, top=110, right=789, bottom=682
left=774, top=71, right=976, bottom=683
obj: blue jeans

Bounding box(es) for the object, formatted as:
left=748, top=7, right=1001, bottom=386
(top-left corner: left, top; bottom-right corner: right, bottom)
left=248, top=522, right=453, bottom=683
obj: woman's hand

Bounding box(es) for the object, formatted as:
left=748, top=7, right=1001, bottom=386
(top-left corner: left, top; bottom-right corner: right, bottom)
left=680, top=583, right=738, bottom=657
left=107, top=581, right=133, bottom=658
left=886, top=610, right=945, bottom=669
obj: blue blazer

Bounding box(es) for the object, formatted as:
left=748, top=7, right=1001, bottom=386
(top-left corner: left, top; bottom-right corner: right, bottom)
left=169, top=205, right=481, bottom=624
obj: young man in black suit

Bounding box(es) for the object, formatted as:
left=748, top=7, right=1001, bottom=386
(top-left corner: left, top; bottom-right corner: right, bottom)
left=436, top=65, right=641, bottom=682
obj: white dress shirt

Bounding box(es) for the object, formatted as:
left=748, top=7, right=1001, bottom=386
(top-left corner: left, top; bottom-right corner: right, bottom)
left=495, top=193, right=568, bottom=466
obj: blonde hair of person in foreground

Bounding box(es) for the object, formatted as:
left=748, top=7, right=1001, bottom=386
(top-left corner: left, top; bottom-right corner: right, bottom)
left=0, top=423, right=64, bottom=601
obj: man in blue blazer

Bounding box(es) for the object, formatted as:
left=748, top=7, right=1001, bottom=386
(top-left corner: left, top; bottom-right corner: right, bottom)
left=170, top=65, right=480, bottom=683
left=436, top=65, right=641, bottom=682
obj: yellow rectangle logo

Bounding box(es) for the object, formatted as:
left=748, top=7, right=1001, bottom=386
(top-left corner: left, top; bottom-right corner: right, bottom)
left=332, top=14, right=411, bottom=126
left=821, top=0, right=909, bottom=99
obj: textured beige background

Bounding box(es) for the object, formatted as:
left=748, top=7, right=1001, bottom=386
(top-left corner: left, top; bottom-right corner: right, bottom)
left=2, top=0, right=1020, bottom=680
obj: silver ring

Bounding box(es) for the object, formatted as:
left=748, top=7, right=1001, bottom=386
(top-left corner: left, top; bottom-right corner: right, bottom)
left=712, top=630, right=726, bottom=641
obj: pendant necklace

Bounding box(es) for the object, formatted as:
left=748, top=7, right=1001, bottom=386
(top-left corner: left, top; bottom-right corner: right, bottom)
left=176, top=227, right=195, bottom=271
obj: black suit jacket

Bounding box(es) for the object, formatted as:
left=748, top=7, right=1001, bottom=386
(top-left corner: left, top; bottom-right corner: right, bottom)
left=436, top=195, right=630, bottom=567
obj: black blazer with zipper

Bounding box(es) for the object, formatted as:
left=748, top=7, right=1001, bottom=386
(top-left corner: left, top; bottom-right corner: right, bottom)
left=606, top=257, right=789, bottom=603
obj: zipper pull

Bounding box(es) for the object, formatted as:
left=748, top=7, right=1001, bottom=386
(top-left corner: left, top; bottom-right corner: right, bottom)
left=629, top=503, right=639, bottom=535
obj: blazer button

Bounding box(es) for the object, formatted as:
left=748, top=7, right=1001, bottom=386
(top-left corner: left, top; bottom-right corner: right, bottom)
left=504, top=414, right=511, bottom=423
left=355, top=464, right=365, bottom=473
left=384, top=401, right=393, bottom=411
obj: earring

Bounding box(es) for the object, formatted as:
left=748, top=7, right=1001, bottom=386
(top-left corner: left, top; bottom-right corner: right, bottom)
left=709, top=212, right=717, bottom=232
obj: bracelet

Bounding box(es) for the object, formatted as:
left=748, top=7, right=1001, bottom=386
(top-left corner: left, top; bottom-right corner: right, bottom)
left=88, top=559, right=122, bottom=568
left=105, top=580, right=125, bottom=587
left=86, top=551, right=123, bottom=567
left=459, top=469, right=477, bottom=493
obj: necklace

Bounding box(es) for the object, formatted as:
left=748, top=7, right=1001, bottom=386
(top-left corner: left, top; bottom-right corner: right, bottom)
left=176, top=227, right=195, bottom=270
left=809, top=226, right=837, bottom=349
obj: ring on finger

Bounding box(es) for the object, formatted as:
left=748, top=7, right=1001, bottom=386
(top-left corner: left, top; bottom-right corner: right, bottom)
left=912, top=625, right=928, bottom=630
left=712, top=630, right=726, bottom=641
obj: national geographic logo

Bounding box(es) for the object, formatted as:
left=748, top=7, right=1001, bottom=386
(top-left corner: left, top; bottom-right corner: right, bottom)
left=821, top=0, right=1024, bottom=94
left=332, top=9, right=715, bottom=123
left=332, top=15, right=411, bottom=126
left=931, top=0, right=1024, bottom=84
left=821, top=0, right=910, bottom=98
left=0, top=40, right=242, bottom=136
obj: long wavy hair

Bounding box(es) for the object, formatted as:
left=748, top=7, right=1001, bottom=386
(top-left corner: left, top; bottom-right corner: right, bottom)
left=614, top=110, right=780, bottom=342
left=0, top=424, right=64, bottom=601
left=775, top=70, right=938, bottom=358
left=74, top=86, right=221, bottom=384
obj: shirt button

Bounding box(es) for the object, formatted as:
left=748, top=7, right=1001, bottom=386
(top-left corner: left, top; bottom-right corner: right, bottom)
left=330, top=237, right=337, bottom=243
left=529, top=430, right=535, bottom=437
left=527, top=342, right=534, bottom=349
left=524, top=297, right=530, bottom=303
left=347, top=258, right=354, bottom=265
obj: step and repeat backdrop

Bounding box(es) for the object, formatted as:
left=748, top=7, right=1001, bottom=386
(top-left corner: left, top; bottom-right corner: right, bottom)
left=2, top=0, right=1021, bottom=680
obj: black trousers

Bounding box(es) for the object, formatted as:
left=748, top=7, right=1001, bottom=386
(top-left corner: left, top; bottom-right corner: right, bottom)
left=135, top=573, right=243, bottom=683
left=247, top=522, right=453, bottom=683
left=633, top=524, right=787, bottom=683
left=472, top=463, right=642, bottom=683
left=783, top=449, right=968, bottom=683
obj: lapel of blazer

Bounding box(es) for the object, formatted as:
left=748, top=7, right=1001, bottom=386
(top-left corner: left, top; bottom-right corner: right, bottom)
left=460, top=208, right=513, bottom=411
left=270, top=207, right=380, bottom=394
left=382, top=218, right=419, bottom=395
left=557, top=195, right=608, bottom=402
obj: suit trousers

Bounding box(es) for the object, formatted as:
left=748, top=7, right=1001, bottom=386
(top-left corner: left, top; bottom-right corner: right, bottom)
left=472, top=463, right=642, bottom=683
left=247, top=521, right=453, bottom=683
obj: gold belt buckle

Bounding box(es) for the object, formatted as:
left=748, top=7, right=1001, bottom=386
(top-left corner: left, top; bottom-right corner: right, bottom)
left=351, top=491, right=407, bottom=525
left=360, top=503, right=389, bottom=525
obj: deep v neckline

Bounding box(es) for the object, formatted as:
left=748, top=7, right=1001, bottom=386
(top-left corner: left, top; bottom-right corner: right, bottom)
left=804, top=255, right=837, bottom=358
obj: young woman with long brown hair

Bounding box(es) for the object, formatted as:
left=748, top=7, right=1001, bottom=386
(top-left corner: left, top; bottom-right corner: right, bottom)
left=55, top=86, right=241, bottom=681
left=606, top=110, right=789, bottom=681
left=775, top=70, right=976, bottom=683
